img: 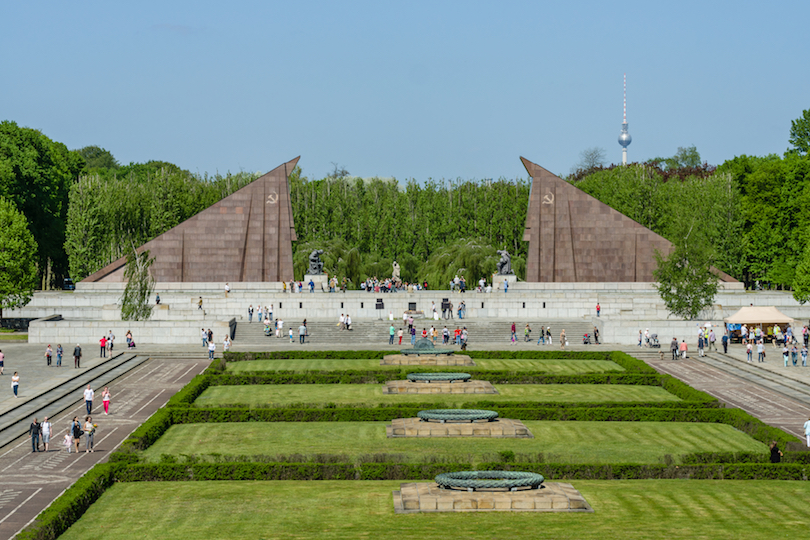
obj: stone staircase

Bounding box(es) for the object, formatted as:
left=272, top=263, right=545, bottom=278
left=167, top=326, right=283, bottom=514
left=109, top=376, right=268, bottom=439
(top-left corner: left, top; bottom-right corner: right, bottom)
left=234, top=319, right=600, bottom=348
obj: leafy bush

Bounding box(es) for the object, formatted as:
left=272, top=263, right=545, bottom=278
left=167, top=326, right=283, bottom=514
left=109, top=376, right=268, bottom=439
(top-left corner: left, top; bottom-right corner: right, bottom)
left=117, top=463, right=357, bottom=481
left=166, top=375, right=211, bottom=407
left=17, top=464, right=119, bottom=540
left=112, top=408, right=172, bottom=459
left=659, top=375, right=717, bottom=402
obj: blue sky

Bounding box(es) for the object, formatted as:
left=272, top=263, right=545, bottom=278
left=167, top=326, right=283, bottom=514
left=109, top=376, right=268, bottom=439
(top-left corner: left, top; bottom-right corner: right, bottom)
left=2, top=1, right=808, bottom=181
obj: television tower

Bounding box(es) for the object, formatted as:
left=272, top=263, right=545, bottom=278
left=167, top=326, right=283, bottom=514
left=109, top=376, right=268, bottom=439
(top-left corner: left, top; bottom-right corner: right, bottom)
left=618, top=73, right=632, bottom=165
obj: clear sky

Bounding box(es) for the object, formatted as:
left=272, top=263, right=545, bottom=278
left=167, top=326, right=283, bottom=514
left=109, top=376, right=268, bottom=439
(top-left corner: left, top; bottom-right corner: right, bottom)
left=2, top=1, right=808, bottom=181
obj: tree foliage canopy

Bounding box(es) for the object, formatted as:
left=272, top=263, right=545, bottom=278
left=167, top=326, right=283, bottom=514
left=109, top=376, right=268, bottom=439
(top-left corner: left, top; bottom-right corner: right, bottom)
left=788, top=109, right=810, bottom=155
left=0, top=121, right=84, bottom=284
left=0, top=196, right=38, bottom=316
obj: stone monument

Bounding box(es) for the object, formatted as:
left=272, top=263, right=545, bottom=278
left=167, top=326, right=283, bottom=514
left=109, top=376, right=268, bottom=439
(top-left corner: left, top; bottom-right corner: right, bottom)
left=494, top=249, right=516, bottom=289
left=82, top=157, right=300, bottom=283
left=304, top=249, right=327, bottom=289
left=392, top=260, right=401, bottom=282
left=519, top=157, right=737, bottom=283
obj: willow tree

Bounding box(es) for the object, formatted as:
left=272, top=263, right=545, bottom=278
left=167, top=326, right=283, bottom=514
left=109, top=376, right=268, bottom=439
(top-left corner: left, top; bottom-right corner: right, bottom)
left=120, top=249, right=155, bottom=321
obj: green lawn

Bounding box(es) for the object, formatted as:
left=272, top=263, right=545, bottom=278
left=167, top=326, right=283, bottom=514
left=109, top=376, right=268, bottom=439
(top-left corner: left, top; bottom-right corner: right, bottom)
left=194, top=384, right=679, bottom=408
left=60, top=480, right=810, bottom=540
left=225, top=358, right=624, bottom=373
left=143, top=421, right=765, bottom=464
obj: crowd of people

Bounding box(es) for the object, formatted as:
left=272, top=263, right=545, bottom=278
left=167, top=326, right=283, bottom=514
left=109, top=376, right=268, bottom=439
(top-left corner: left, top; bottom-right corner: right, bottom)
left=27, top=384, right=111, bottom=455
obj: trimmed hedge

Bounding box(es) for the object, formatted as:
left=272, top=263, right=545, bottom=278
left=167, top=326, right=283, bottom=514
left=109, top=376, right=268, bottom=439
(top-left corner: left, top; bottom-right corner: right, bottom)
left=166, top=375, right=211, bottom=407
left=659, top=375, right=716, bottom=402
left=608, top=351, right=658, bottom=374
left=117, top=462, right=357, bottom=481
left=112, top=408, right=172, bottom=460
left=17, top=463, right=119, bottom=540
left=207, top=370, right=662, bottom=386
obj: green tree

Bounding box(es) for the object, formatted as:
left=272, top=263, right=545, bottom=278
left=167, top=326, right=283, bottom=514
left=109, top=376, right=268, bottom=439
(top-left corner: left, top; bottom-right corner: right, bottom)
left=0, top=197, right=38, bottom=318
left=120, top=248, right=155, bottom=321
left=653, top=218, right=719, bottom=320
left=788, top=109, right=810, bottom=155
left=792, top=245, right=810, bottom=304
left=0, top=121, right=85, bottom=286
left=651, top=145, right=702, bottom=170
left=76, top=145, right=120, bottom=169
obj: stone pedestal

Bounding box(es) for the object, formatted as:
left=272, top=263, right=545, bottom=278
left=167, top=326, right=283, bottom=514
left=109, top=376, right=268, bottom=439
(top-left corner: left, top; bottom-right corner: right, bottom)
left=393, top=482, right=593, bottom=513
left=304, top=274, right=328, bottom=288
left=381, top=354, right=475, bottom=366
left=383, top=380, right=497, bottom=394
left=493, top=274, right=518, bottom=290
left=386, top=418, right=532, bottom=438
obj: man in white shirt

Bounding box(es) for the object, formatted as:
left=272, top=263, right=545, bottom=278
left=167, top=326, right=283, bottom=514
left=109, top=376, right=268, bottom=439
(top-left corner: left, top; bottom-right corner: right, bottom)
left=41, top=416, right=52, bottom=452
left=84, top=385, right=94, bottom=415
left=345, top=314, right=352, bottom=330
left=276, top=319, right=284, bottom=338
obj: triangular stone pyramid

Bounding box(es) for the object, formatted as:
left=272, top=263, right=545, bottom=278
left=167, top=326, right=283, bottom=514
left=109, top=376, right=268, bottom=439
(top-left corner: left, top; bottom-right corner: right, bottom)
left=520, top=157, right=735, bottom=282
left=83, top=157, right=300, bottom=283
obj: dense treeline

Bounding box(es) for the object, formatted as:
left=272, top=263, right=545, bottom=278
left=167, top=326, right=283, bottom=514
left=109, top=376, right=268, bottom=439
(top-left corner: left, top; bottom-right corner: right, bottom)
left=289, top=175, right=529, bottom=286
left=5, top=110, right=810, bottom=294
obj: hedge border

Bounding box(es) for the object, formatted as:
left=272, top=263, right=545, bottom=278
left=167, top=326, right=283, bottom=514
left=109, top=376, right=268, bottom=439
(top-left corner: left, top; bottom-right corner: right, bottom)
left=223, top=350, right=613, bottom=362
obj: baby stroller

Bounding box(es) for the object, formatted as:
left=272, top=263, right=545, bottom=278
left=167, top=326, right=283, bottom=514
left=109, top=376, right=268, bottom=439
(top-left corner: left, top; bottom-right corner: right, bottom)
left=650, top=334, right=660, bottom=348
left=582, top=333, right=591, bottom=345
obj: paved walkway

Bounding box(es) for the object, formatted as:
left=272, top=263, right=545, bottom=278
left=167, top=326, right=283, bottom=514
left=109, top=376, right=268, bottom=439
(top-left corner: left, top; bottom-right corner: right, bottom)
left=633, top=344, right=810, bottom=441
left=0, top=354, right=205, bottom=539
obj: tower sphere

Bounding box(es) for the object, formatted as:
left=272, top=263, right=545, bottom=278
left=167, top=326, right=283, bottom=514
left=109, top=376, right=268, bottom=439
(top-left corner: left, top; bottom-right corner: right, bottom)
left=618, top=127, right=632, bottom=148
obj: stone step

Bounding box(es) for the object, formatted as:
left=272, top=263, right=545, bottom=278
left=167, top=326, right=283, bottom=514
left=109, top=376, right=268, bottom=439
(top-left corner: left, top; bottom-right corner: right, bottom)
left=234, top=319, right=599, bottom=346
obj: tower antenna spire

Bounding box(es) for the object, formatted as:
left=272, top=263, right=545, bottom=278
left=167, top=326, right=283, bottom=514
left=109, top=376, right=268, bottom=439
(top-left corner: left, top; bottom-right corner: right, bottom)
left=623, top=73, right=627, bottom=124
left=618, top=73, right=632, bottom=165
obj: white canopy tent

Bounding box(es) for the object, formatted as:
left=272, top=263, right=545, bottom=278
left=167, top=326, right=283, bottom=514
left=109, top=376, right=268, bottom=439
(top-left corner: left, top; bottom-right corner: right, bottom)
left=724, top=306, right=794, bottom=326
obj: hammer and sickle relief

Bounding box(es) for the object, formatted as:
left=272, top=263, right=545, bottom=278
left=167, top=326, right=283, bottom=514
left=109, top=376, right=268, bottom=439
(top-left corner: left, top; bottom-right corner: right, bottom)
left=266, top=193, right=279, bottom=204
left=542, top=192, right=554, bottom=205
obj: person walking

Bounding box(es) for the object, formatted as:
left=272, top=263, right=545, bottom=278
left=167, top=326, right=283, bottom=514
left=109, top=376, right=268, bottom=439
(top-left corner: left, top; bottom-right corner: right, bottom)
left=679, top=340, right=688, bottom=359
left=560, top=329, right=566, bottom=350
left=410, top=326, right=416, bottom=345
left=802, top=345, right=808, bottom=367
left=107, top=330, right=115, bottom=353
left=73, top=344, right=82, bottom=368
left=223, top=335, right=231, bottom=352
left=248, top=305, right=254, bottom=323
left=389, top=325, right=395, bottom=345
left=746, top=342, right=753, bottom=362
left=11, top=372, right=19, bottom=397
left=709, top=330, right=717, bottom=352
left=84, top=385, right=94, bottom=414
left=721, top=333, right=728, bottom=354
left=56, top=344, right=63, bottom=367
left=29, top=418, right=41, bottom=453
left=99, top=335, right=107, bottom=358
left=638, top=330, right=643, bottom=347
left=41, top=416, right=52, bottom=452
left=546, top=327, right=552, bottom=345
left=510, top=322, right=516, bottom=342
left=698, top=333, right=705, bottom=357
left=757, top=340, right=765, bottom=363
left=197, top=297, right=203, bottom=310
left=208, top=340, right=216, bottom=360
left=71, top=417, right=83, bottom=454
left=783, top=344, right=790, bottom=367
left=670, top=338, right=678, bottom=360
left=596, top=303, right=601, bottom=317
left=769, top=441, right=783, bottom=463
left=397, top=328, right=403, bottom=345
left=537, top=326, right=545, bottom=345
left=102, top=387, right=111, bottom=415
left=84, top=416, right=95, bottom=452
left=45, top=345, right=53, bottom=366
left=298, top=323, right=307, bottom=344
left=0, top=349, right=4, bottom=375
left=524, top=324, right=531, bottom=342
left=593, top=326, right=600, bottom=345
